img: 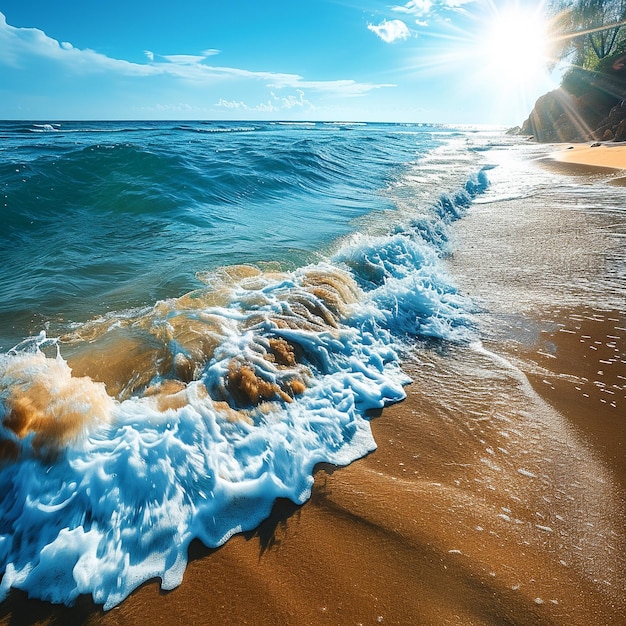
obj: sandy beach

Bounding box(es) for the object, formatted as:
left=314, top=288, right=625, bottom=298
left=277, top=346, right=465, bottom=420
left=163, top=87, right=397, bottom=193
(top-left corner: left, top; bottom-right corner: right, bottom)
left=549, top=142, right=626, bottom=184
left=1, top=143, right=625, bottom=626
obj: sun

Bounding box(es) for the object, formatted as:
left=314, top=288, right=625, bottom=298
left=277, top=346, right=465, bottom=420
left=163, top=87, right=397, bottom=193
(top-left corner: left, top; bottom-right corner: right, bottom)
left=398, top=1, right=560, bottom=124
left=479, top=6, right=553, bottom=88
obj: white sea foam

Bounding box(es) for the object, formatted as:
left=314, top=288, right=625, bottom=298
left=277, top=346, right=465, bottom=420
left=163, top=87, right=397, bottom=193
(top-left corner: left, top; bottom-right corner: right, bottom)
left=0, top=132, right=492, bottom=608
left=0, top=323, right=403, bottom=607
left=0, top=258, right=414, bottom=608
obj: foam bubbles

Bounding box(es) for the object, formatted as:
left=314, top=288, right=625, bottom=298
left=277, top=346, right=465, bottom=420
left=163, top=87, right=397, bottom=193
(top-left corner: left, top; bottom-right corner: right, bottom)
left=0, top=168, right=489, bottom=608
left=0, top=349, right=115, bottom=457
left=0, top=264, right=408, bottom=608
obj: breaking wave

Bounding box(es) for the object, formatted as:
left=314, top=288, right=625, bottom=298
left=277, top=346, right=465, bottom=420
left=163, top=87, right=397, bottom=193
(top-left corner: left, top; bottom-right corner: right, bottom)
left=0, top=120, right=490, bottom=608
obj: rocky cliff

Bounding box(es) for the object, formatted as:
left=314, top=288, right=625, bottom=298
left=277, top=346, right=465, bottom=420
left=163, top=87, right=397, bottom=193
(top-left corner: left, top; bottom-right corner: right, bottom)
left=521, top=53, right=626, bottom=142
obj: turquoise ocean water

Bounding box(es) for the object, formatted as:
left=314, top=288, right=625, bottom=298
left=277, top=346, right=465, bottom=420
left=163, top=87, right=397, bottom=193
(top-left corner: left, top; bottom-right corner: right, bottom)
left=0, top=120, right=495, bottom=607
left=1, top=120, right=472, bottom=348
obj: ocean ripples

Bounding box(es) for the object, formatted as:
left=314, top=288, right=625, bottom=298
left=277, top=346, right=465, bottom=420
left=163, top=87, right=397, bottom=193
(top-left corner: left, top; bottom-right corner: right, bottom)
left=1, top=122, right=444, bottom=347
left=0, top=121, right=495, bottom=608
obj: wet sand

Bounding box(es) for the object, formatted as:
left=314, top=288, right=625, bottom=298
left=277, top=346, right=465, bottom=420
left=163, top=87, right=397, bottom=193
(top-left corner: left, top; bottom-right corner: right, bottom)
left=550, top=142, right=626, bottom=185
left=2, top=345, right=622, bottom=625
left=524, top=307, right=625, bottom=481
left=1, top=146, right=625, bottom=625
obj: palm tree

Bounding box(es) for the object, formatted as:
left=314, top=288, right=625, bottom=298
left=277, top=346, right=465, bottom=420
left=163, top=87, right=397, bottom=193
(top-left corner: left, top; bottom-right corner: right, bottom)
left=550, top=0, right=626, bottom=68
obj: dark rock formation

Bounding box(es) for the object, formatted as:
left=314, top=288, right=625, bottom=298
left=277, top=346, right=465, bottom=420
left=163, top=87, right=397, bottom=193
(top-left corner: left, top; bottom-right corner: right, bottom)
left=595, top=100, right=626, bottom=141
left=521, top=52, right=626, bottom=142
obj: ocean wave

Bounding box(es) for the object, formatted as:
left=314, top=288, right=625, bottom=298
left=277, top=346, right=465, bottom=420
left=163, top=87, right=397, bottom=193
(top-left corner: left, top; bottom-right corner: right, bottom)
left=0, top=126, right=429, bottom=336
left=30, top=124, right=61, bottom=133
left=16, top=123, right=155, bottom=135
left=187, top=125, right=259, bottom=134
left=0, top=123, right=491, bottom=608
left=0, top=262, right=409, bottom=608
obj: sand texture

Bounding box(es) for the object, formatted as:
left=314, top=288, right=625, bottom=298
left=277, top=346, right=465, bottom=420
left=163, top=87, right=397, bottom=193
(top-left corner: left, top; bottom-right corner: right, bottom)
left=550, top=143, right=626, bottom=184
left=1, top=145, right=625, bottom=625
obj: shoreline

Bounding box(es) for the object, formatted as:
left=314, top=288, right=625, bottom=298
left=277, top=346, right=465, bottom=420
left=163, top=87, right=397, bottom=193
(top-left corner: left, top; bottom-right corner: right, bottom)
left=547, top=142, right=626, bottom=183
left=4, top=343, right=622, bottom=626
left=1, top=140, right=625, bottom=625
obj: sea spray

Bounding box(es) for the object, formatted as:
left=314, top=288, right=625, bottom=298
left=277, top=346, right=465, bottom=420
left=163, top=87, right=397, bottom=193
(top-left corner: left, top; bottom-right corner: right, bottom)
left=0, top=121, right=492, bottom=608
left=0, top=264, right=410, bottom=608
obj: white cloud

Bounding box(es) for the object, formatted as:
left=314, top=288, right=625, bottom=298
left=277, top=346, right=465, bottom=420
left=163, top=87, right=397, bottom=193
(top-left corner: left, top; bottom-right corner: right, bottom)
left=268, top=77, right=395, bottom=96
left=272, top=89, right=313, bottom=109
left=257, top=101, right=278, bottom=113
left=367, top=19, right=411, bottom=43
left=391, top=0, right=473, bottom=20
left=216, top=98, right=248, bottom=110
left=216, top=90, right=315, bottom=113
left=216, top=98, right=276, bottom=112
left=162, top=54, right=206, bottom=65
left=0, top=11, right=154, bottom=75
left=443, top=0, right=474, bottom=6
left=392, top=1, right=433, bottom=16
left=0, top=12, right=394, bottom=98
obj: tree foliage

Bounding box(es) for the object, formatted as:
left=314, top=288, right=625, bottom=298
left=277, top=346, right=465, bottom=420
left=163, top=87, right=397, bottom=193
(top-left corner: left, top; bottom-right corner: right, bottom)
left=550, top=0, right=626, bottom=69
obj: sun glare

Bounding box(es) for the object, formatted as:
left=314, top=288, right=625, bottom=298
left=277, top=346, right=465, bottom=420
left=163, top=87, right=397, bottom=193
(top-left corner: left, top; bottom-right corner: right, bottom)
left=480, top=8, right=552, bottom=87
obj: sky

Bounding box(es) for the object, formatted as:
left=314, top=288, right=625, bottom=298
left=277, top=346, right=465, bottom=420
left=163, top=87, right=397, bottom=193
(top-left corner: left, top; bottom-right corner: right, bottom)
left=0, top=0, right=564, bottom=125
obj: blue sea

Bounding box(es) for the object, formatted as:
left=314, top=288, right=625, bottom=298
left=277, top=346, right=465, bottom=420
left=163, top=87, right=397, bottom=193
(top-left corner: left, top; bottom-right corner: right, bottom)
left=6, top=119, right=622, bottom=613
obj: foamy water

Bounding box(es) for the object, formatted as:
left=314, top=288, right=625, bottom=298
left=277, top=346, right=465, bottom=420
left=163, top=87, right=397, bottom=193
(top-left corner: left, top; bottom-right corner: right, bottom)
left=0, top=121, right=495, bottom=607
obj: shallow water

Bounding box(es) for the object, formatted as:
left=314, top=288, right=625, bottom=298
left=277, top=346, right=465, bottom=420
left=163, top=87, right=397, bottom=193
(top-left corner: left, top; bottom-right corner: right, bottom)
left=0, top=120, right=493, bottom=608
left=0, top=123, right=623, bottom=616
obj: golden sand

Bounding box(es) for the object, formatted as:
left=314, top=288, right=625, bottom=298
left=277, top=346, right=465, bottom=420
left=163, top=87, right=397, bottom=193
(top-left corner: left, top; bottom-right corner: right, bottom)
left=1, top=147, right=624, bottom=625
left=551, top=142, right=626, bottom=183
left=2, top=338, right=622, bottom=625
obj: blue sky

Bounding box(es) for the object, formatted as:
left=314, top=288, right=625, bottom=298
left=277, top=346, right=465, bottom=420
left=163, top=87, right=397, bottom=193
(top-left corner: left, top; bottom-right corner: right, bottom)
left=0, top=1, right=562, bottom=124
